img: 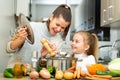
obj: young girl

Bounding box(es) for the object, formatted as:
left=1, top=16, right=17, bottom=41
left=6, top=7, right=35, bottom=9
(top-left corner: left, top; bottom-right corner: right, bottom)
left=71, top=30, right=98, bottom=73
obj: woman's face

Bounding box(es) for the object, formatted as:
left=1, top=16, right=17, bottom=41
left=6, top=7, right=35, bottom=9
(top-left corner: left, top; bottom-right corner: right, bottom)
left=71, top=33, right=89, bottom=54
left=49, top=14, right=70, bottom=36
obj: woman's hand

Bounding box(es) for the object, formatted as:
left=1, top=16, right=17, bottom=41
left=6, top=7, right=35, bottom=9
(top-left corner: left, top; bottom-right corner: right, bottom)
left=17, top=26, right=28, bottom=41
left=11, top=26, right=28, bottom=41
left=10, top=26, right=28, bottom=50
left=41, top=42, right=57, bottom=58
left=41, top=46, right=48, bottom=58
left=50, top=43, right=57, bottom=52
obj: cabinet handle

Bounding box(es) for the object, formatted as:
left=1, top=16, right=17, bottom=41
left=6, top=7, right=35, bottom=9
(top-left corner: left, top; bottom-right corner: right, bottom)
left=108, top=5, right=113, bottom=21
left=103, top=9, right=107, bottom=23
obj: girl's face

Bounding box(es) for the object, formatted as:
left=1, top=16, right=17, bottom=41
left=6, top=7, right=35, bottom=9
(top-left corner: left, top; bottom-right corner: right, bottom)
left=49, top=14, right=70, bottom=36
left=71, top=33, right=89, bottom=54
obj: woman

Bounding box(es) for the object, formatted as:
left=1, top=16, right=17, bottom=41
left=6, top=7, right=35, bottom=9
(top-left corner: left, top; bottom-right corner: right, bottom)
left=6, top=4, right=72, bottom=67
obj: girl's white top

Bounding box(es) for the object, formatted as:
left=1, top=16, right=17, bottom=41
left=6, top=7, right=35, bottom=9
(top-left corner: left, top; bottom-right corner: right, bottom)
left=74, top=53, right=96, bottom=73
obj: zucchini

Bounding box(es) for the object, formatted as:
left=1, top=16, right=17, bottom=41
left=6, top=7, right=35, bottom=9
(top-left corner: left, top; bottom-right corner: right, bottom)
left=96, top=70, right=108, bottom=75
left=96, top=70, right=120, bottom=77
left=108, top=71, right=120, bottom=77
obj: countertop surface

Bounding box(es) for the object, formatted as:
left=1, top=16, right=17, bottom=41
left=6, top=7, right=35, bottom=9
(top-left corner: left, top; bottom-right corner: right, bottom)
left=1, top=73, right=120, bottom=80
left=0, top=73, right=55, bottom=80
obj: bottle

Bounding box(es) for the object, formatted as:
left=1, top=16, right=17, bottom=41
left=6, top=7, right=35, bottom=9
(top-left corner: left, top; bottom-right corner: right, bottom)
left=13, top=57, right=23, bottom=78
left=14, top=64, right=23, bottom=78
left=31, top=51, right=38, bottom=70
left=72, top=60, right=76, bottom=67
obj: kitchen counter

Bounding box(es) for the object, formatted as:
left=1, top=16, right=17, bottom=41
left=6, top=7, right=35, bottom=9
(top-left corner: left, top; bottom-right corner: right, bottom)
left=0, top=73, right=29, bottom=80
left=1, top=73, right=120, bottom=80
left=0, top=73, right=54, bottom=80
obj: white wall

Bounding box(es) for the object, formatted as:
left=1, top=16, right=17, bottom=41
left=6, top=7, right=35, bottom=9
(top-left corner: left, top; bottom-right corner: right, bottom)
left=0, top=0, right=15, bottom=73
left=110, top=27, right=120, bottom=42
left=0, top=0, right=29, bottom=73
left=16, top=0, right=29, bottom=16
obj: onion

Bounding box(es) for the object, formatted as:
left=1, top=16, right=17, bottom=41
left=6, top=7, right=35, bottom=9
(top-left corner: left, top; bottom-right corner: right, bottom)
left=29, top=70, right=39, bottom=79
left=39, top=68, right=51, bottom=79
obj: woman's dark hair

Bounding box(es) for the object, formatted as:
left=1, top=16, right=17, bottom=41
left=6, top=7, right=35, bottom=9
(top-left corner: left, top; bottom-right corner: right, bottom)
left=47, top=4, right=72, bottom=39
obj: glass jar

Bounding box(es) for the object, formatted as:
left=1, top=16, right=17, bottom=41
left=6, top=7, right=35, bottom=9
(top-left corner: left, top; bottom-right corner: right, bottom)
left=13, top=64, right=23, bottom=78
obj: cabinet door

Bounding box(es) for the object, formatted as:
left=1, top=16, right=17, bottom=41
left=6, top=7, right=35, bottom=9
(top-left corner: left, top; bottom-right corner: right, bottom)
left=117, top=0, right=120, bottom=20
left=101, top=0, right=109, bottom=26
left=108, top=0, right=115, bottom=23
left=113, top=0, right=120, bottom=22
left=101, top=0, right=120, bottom=27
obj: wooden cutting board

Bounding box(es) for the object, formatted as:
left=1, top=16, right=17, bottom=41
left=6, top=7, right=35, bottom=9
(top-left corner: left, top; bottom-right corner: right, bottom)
left=85, top=76, right=120, bottom=80
left=112, top=77, right=120, bottom=80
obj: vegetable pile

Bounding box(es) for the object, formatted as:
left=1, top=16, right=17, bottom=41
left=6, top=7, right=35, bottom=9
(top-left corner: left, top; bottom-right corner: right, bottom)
left=95, top=58, right=120, bottom=78
left=3, top=60, right=120, bottom=79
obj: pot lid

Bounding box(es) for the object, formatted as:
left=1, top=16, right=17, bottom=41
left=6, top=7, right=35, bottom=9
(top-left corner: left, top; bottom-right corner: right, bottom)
left=18, top=13, right=34, bottom=44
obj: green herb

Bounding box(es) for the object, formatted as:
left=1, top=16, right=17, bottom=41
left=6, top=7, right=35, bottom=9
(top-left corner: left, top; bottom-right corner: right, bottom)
left=36, top=66, right=42, bottom=72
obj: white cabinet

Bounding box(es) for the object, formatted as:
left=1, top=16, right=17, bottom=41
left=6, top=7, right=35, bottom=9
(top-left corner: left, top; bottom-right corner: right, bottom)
left=101, top=0, right=120, bottom=27
left=15, top=0, right=30, bottom=16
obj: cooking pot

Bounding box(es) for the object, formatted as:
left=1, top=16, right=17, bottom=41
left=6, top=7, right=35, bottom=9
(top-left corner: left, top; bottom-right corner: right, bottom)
left=46, top=57, right=77, bottom=71
left=38, top=57, right=77, bottom=71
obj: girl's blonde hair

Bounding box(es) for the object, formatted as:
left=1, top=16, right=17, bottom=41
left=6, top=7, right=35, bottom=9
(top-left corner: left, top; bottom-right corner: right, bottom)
left=75, top=30, right=98, bottom=62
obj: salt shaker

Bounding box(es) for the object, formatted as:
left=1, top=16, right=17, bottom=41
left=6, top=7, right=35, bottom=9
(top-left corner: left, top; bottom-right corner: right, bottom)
left=31, top=51, right=38, bottom=69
